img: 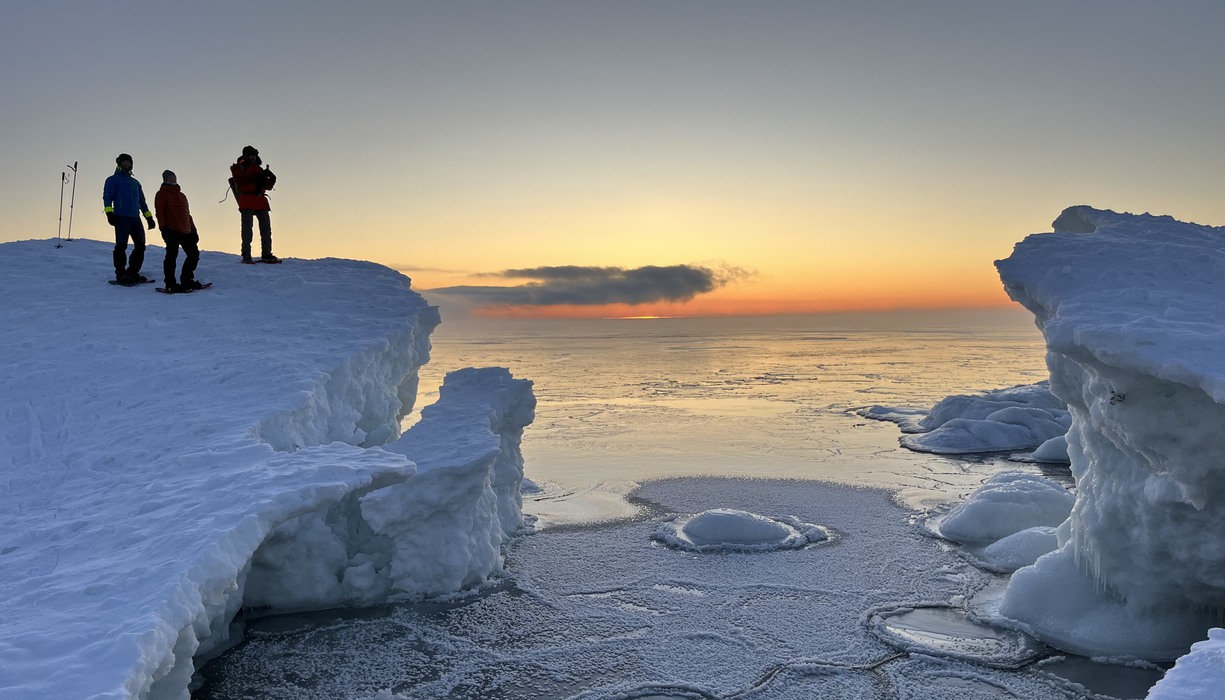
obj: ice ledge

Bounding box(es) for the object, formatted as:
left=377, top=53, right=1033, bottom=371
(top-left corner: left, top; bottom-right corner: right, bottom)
left=993, top=208, right=1225, bottom=661
left=0, top=241, right=532, bottom=699
left=243, top=366, right=535, bottom=609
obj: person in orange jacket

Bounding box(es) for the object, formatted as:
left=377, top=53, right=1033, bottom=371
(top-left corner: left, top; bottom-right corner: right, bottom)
left=154, top=170, right=202, bottom=292
left=230, top=145, right=278, bottom=263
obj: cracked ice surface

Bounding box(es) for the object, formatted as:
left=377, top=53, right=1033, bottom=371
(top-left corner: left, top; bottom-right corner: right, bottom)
left=197, top=478, right=1110, bottom=699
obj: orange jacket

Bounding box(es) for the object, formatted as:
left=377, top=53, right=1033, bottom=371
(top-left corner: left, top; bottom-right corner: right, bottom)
left=230, top=157, right=275, bottom=211
left=154, top=184, right=194, bottom=234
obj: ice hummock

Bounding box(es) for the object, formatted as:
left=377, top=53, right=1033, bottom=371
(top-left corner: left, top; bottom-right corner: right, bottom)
left=934, top=471, right=1073, bottom=546
left=651, top=508, right=828, bottom=552
left=994, top=207, right=1225, bottom=672
left=0, top=240, right=533, bottom=700
left=861, top=382, right=1072, bottom=459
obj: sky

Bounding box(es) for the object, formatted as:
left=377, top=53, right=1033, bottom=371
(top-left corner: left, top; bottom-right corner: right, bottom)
left=3, top=1, right=1224, bottom=320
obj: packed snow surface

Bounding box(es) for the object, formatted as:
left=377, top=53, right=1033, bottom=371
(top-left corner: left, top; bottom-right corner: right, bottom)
left=995, top=206, right=1225, bottom=667
left=0, top=239, right=533, bottom=699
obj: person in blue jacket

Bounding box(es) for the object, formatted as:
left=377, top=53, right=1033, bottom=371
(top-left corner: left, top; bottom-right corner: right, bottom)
left=103, top=153, right=156, bottom=284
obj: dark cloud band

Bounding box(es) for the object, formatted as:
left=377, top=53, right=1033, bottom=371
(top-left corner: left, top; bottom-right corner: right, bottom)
left=429, top=264, right=749, bottom=307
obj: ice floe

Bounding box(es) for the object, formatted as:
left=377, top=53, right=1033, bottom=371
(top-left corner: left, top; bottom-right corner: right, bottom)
left=652, top=508, right=828, bottom=553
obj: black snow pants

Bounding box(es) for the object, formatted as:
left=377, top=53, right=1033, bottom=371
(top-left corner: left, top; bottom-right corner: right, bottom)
left=162, top=228, right=200, bottom=286
left=113, top=216, right=146, bottom=278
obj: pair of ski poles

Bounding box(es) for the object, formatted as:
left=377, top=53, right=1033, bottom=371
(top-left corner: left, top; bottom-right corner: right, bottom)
left=57, top=161, right=78, bottom=248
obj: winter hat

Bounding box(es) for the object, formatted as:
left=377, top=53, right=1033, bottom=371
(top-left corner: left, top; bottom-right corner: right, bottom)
left=116, top=153, right=133, bottom=164
left=162, top=170, right=175, bottom=183
left=242, top=145, right=258, bottom=157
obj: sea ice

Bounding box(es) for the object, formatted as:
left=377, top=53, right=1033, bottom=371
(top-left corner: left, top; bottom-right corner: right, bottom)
left=862, top=382, right=1071, bottom=456
left=199, top=478, right=1119, bottom=699
left=651, top=508, right=827, bottom=552
left=1147, top=627, right=1225, bottom=699
left=935, top=471, right=1073, bottom=544
left=980, top=526, right=1060, bottom=573
left=0, top=240, right=532, bottom=700
left=995, top=206, right=1225, bottom=667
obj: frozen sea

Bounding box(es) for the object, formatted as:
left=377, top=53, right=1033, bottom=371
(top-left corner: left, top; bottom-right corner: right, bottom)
left=195, top=311, right=1164, bottom=699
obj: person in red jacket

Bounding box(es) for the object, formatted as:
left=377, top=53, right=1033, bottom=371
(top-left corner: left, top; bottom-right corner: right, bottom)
left=230, top=145, right=278, bottom=264
left=154, top=170, right=202, bottom=292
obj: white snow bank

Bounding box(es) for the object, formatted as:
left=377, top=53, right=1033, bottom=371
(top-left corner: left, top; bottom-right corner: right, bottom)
left=0, top=240, right=531, bottom=699
left=652, top=508, right=828, bottom=552
left=1147, top=628, right=1225, bottom=699
left=861, top=383, right=1071, bottom=457
left=936, top=472, right=1073, bottom=544
left=994, top=206, right=1225, bottom=663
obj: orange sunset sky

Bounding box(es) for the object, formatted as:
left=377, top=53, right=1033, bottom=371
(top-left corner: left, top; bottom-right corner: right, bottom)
left=4, top=3, right=1224, bottom=320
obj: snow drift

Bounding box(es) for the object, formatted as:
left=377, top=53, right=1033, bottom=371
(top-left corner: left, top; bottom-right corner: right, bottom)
left=0, top=240, right=533, bottom=699
left=995, top=206, right=1225, bottom=664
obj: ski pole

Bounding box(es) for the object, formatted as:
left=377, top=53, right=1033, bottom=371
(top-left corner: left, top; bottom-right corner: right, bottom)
left=66, top=161, right=78, bottom=241
left=56, top=171, right=66, bottom=248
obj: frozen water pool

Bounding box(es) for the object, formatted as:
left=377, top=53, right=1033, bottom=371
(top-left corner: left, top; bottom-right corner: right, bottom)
left=196, top=478, right=1162, bottom=699
left=196, top=315, right=1164, bottom=697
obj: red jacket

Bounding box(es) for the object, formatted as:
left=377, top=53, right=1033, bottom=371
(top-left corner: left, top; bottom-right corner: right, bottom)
left=154, top=184, right=194, bottom=234
left=230, top=157, right=275, bottom=211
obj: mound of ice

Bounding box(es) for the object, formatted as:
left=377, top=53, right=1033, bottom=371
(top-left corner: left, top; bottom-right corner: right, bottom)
left=995, top=206, right=1225, bottom=662
left=902, top=384, right=1070, bottom=455
left=653, top=508, right=828, bottom=552
left=242, top=367, right=535, bottom=610
left=1028, top=435, right=1070, bottom=464
left=863, top=383, right=1071, bottom=455
left=981, top=526, right=1060, bottom=572
left=936, top=472, right=1073, bottom=544
left=0, top=240, right=533, bottom=699
left=1148, top=628, right=1225, bottom=699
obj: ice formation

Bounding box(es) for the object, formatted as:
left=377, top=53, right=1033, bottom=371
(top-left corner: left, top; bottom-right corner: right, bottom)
left=981, top=526, right=1060, bottom=573
left=651, top=508, right=828, bottom=552
left=994, top=206, right=1225, bottom=665
left=0, top=240, right=533, bottom=699
left=1148, top=628, right=1225, bottom=699
left=861, top=382, right=1071, bottom=457
left=935, top=472, right=1073, bottom=544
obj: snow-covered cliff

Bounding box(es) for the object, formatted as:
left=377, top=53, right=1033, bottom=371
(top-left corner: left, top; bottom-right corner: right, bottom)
left=995, top=207, right=1225, bottom=662
left=0, top=240, right=533, bottom=699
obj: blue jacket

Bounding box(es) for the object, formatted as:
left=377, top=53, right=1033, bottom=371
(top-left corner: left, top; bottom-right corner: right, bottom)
left=103, top=168, right=151, bottom=218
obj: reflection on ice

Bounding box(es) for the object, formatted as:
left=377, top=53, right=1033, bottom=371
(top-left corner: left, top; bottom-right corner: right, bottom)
left=1036, top=656, right=1166, bottom=700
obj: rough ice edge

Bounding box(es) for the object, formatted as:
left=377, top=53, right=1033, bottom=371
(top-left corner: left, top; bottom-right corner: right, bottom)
left=864, top=602, right=1046, bottom=669
left=994, top=206, right=1225, bottom=663
left=859, top=382, right=1071, bottom=457
left=239, top=366, right=534, bottom=612
left=0, top=241, right=535, bottom=700
left=1147, top=627, right=1225, bottom=699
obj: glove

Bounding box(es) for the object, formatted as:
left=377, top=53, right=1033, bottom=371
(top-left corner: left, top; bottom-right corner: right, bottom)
left=146, top=216, right=156, bottom=230
left=106, top=211, right=116, bottom=226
